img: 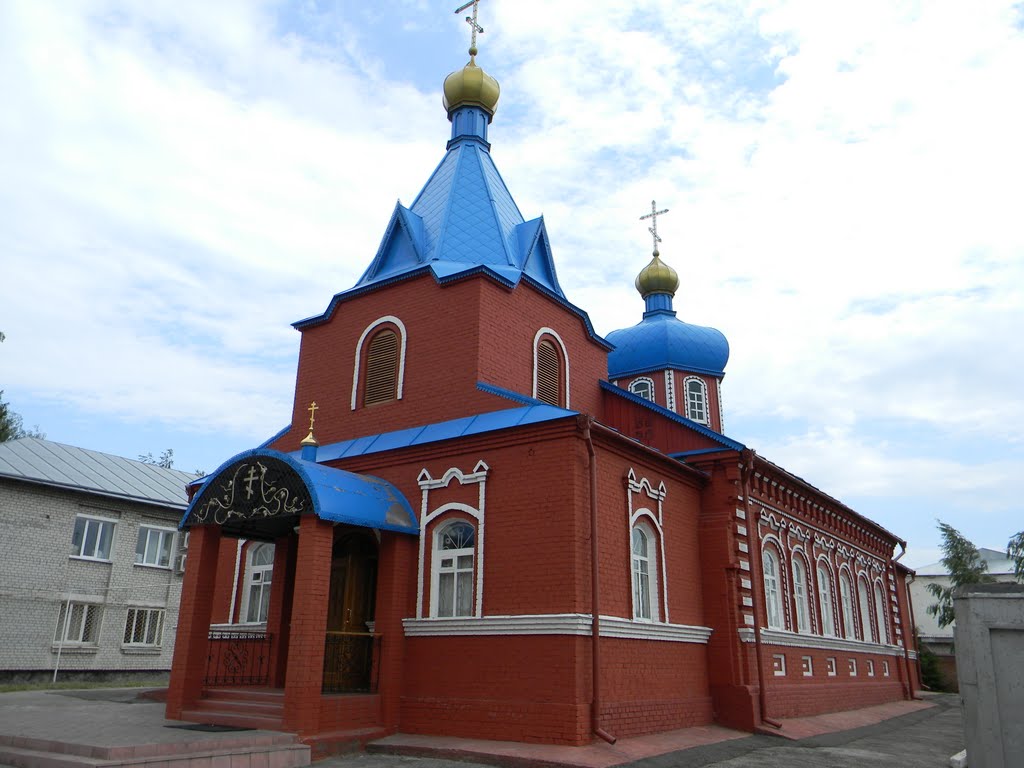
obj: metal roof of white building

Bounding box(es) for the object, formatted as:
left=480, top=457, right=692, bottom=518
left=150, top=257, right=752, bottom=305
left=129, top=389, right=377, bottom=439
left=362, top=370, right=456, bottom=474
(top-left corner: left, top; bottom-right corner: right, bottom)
left=914, top=547, right=1015, bottom=577
left=0, top=437, right=193, bottom=509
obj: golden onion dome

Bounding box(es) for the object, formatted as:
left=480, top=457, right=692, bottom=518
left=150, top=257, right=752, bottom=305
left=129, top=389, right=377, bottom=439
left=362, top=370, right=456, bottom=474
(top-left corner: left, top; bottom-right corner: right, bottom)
left=635, top=250, right=679, bottom=298
left=443, top=55, right=500, bottom=118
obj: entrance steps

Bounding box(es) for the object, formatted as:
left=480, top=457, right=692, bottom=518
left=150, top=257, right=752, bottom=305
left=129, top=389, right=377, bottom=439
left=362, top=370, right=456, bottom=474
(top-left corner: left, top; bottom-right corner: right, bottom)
left=180, top=688, right=285, bottom=731
left=0, top=731, right=309, bottom=768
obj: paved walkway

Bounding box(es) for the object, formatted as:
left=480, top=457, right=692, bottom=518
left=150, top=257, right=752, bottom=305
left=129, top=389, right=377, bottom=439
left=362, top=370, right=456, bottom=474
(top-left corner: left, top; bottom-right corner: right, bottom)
left=0, top=688, right=964, bottom=768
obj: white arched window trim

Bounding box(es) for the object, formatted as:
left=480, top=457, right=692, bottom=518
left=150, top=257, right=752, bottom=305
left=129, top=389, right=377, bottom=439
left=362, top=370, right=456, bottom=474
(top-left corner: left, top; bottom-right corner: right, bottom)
left=682, top=376, right=709, bottom=424
left=629, top=376, right=656, bottom=402
left=241, top=542, right=274, bottom=624
left=857, top=572, right=874, bottom=642
left=629, top=510, right=667, bottom=622
left=351, top=315, right=408, bottom=410
left=761, top=540, right=785, bottom=630
left=532, top=327, right=570, bottom=408
left=838, top=566, right=857, bottom=639
left=417, top=502, right=484, bottom=619
left=873, top=578, right=889, bottom=644
left=791, top=549, right=811, bottom=634
left=816, top=557, right=837, bottom=637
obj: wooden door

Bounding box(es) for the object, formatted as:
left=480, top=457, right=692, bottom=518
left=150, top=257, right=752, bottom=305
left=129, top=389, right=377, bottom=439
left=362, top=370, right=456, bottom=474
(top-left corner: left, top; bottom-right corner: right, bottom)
left=324, top=531, right=378, bottom=691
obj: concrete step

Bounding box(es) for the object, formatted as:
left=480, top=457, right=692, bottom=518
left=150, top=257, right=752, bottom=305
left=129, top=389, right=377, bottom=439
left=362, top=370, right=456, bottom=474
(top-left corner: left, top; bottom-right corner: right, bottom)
left=200, top=688, right=284, bottom=704
left=178, top=708, right=284, bottom=731
left=0, top=741, right=309, bottom=768
left=191, top=698, right=284, bottom=718
left=306, top=728, right=389, bottom=761
left=0, top=733, right=294, bottom=762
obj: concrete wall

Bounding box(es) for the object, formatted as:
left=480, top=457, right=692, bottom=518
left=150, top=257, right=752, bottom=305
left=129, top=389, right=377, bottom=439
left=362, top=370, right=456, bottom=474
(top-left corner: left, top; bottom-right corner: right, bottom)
left=954, top=583, right=1024, bottom=768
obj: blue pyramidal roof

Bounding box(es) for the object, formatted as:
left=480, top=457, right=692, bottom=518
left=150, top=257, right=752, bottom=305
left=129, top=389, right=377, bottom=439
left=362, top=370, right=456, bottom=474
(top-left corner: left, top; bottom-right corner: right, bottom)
left=352, top=136, right=564, bottom=297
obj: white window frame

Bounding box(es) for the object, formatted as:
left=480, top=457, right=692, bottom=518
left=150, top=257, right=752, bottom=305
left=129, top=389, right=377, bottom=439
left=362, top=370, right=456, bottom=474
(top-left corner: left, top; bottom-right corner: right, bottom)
left=631, top=521, right=659, bottom=622
left=873, top=580, right=889, bottom=644
left=629, top=376, right=656, bottom=402
left=772, top=653, right=787, bottom=676
left=70, top=514, right=116, bottom=561
left=857, top=574, right=873, bottom=642
left=241, top=543, right=274, bottom=624
left=351, top=315, right=407, bottom=410
left=839, top=569, right=856, bottom=640
left=682, top=376, right=709, bottom=424
left=532, top=327, right=570, bottom=408
left=817, top=560, right=837, bottom=637
left=792, top=553, right=810, bottom=633
left=123, top=607, right=165, bottom=647
left=762, top=546, right=784, bottom=630
left=801, top=655, right=813, bottom=677
left=135, top=525, right=176, bottom=568
left=826, top=657, right=837, bottom=677
left=430, top=520, right=476, bottom=618
left=54, top=600, right=102, bottom=646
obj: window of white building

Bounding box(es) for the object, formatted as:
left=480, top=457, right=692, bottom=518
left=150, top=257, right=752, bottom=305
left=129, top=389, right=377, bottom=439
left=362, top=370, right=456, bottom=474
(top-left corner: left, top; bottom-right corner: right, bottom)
left=123, top=607, right=165, bottom=647
left=135, top=526, right=175, bottom=568
left=54, top=601, right=102, bottom=645
left=71, top=515, right=115, bottom=561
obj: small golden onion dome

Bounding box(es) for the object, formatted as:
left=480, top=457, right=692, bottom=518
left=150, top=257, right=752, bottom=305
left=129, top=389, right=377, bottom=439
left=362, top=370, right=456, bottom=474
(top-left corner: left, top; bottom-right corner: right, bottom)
left=443, top=56, right=500, bottom=117
left=635, top=250, right=679, bottom=298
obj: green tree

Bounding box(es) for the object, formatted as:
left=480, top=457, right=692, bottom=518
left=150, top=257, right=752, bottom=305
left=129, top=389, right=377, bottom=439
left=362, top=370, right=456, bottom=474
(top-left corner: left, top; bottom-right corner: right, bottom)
left=1007, top=530, right=1024, bottom=582
left=0, top=390, right=45, bottom=443
left=138, top=448, right=175, bottom=469
left=926, top=521, right=995, bottom=628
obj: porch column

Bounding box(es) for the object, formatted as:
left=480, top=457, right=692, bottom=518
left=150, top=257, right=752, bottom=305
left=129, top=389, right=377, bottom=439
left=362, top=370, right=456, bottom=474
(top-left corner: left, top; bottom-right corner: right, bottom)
left=166, top=525, right=222, bottom=719
left=267, top=533, right=298, bottom=687
left=282, top=514, right=334, bottom=735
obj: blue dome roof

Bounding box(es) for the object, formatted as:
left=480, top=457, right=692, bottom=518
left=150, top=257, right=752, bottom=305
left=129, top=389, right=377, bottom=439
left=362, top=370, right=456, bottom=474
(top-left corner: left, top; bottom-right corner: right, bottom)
left=607, top=309, right=730, bottom=378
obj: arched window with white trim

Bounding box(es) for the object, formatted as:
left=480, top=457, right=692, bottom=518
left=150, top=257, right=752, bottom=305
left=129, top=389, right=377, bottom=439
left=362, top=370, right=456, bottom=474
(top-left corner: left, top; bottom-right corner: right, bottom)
left=762, top=547, right=784, bottom=630
left=874, top=581, right=889, bottom=644
left=631, top=522, right=660, bottom=621
left=839, top=569, right=856, bottom=639
left=242, top=543, right=274, bottom=624
left=792, top=554, right=810, bottom=633
left=683, top=377, right=708, bottom=423
left=351, top=316, right=407, bottom=410
left=817, top=561, right=837, bottom=637
left=858, top=574, right=873, bottom=641
left=431, top=521, right=476, bottom=618
left=532, top=328, right=569, bottom=408
left=629, top=377, right=655, bottom=402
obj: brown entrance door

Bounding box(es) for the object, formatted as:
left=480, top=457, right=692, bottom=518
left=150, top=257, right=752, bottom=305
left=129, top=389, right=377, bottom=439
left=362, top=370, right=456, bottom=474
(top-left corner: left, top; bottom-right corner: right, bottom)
left=324, top=530, right=378, bottom=692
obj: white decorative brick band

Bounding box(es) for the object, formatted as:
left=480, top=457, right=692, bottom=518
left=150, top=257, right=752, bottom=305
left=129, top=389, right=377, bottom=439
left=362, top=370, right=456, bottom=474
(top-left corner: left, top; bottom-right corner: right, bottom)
left=737, top=628, right=906, bottom=657
left=403, top=614, right=713, bottom=644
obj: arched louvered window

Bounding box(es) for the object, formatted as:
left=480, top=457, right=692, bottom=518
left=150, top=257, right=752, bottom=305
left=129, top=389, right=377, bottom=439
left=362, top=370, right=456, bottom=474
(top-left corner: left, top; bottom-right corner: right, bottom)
left=363, top=329, right=399, bottom=405
left=536, top=339, right=561, bottom=406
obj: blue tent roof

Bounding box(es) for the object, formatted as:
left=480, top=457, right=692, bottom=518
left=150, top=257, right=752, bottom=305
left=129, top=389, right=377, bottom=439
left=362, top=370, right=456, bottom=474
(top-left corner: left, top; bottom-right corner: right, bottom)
left=182, top=448, right=417, bottom=535
left=607, top=309, right=730, bottom=378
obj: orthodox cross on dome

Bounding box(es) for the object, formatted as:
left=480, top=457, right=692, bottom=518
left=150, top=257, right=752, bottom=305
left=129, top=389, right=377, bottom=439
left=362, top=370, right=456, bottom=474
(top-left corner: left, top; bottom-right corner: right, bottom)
left=455, top=0, right=484, bottom=56
left=639, top=200, right=669, bottom=254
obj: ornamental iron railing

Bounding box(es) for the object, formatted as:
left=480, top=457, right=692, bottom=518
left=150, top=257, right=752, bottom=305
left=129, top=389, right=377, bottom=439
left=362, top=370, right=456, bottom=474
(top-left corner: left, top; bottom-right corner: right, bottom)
left=204, top=630, right=272, bottom=686
left=322, top=632, right=380, bottom=694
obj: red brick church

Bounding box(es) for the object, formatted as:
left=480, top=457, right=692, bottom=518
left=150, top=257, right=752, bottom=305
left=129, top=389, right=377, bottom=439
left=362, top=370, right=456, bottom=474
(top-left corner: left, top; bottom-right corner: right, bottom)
left=166, top=30, right=920, bottom=747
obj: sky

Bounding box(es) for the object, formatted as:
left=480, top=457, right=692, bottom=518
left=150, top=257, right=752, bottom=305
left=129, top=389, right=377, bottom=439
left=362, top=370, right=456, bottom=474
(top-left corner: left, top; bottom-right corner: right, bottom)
left=1, top=0, right=1022, bottom=569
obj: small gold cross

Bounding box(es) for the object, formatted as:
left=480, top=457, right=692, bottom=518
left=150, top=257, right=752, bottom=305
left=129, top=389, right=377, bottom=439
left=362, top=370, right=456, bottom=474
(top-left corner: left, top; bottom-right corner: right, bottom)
left=455, top=0, right=484, bottom=56
left=639, top=200, right=670, bottom=254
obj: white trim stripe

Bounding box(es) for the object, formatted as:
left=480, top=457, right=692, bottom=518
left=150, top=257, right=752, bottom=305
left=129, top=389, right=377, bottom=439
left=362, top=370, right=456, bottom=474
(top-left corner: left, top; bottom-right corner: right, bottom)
left=403, top=614, right=713, bottom=643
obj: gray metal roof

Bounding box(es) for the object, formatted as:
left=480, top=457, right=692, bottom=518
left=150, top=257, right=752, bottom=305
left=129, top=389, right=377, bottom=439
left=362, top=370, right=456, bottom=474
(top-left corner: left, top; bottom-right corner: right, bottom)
left=914, top=547, right=1016, bottom=577
left=0, top=437, right=193, bottom=509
